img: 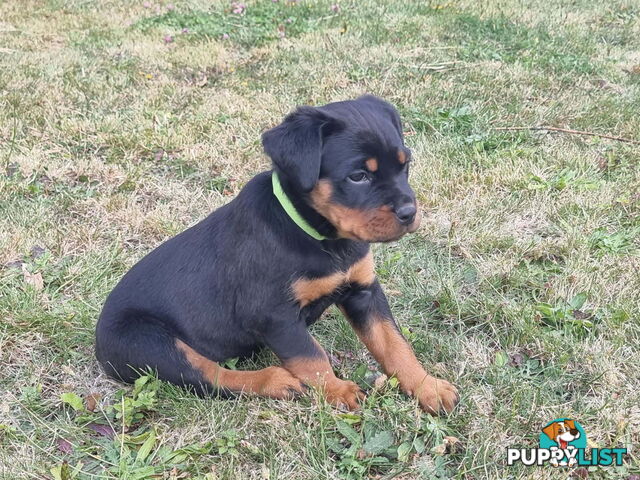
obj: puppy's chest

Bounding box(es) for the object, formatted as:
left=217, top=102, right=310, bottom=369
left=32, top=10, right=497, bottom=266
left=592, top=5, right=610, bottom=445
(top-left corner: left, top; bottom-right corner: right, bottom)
left=291, top=251, right=375, bottom=309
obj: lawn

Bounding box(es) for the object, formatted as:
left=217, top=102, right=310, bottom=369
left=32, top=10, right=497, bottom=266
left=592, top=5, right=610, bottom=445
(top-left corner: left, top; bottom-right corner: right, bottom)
left=1, top=0, right=639, bottom=478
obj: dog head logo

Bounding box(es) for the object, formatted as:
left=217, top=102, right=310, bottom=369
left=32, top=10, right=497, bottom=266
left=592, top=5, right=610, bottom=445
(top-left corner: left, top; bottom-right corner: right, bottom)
left=542, top=419, right=583, bottom=449
left=539, top=418, right=587, bottom=466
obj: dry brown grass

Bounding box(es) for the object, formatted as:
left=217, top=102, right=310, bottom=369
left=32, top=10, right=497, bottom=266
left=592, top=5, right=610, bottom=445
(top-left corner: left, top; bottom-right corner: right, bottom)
left=1, top=0, right=639, bottom=478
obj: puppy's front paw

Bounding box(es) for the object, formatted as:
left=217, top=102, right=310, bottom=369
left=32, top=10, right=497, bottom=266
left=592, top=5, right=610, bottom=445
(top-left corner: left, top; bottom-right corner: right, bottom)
left=258, top=366, right=306, bottom=399
left=414, top=376, right=459, bottom=414
left=324, top=379, right=366, bottom=410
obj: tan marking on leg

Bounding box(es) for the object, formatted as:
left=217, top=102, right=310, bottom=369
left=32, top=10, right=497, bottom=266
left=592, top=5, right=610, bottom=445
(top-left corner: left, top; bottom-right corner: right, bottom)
left=310, top=181, right=408, bottom=242
left=284, top=339, right=365, bottom=409
left=397, top=149, right=407, bottom=164
left=346, top=251, right=375, bottom=286
left=350, top=317, right=458, bottom=413
left=356, top=320, right=425, bottom=391
left=365, top=157, right=378, bottom=172
left=292, top=271, right=346, bottom=307
left=175, top=339, right=303, bottom=399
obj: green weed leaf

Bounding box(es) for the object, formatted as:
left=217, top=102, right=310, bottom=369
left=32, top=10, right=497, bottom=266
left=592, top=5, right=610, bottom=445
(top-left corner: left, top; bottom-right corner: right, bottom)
left=363, top=430, right=394, bottom=455
left=494, top=351, right=508, bottom=367
left=569, top=292, right=587, bottom=310
left=61, top=393, right=84, bottom=412
left=128, top=466, right=156, bottom=480
left=135, top=429, right=156, bottom=465
left=335, top=419, right=361, bottom=447
left=336, top=413, right=362, bottom=425
left=162, top=441, right=213, bottom=463
left=397, top=441, right=412, bottom=462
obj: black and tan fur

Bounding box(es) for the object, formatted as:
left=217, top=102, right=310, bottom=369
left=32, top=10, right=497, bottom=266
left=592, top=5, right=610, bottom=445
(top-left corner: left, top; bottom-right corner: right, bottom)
left=95, top=95, right=459, bottom=414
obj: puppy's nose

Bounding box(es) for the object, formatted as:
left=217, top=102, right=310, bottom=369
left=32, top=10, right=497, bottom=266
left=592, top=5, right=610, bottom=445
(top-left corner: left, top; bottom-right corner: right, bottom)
left=394, top=203, right=416, bottom=226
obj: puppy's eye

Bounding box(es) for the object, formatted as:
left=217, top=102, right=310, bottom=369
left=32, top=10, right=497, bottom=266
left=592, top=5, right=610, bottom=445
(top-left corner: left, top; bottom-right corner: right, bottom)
left=347, top=171, right=370, bottom=184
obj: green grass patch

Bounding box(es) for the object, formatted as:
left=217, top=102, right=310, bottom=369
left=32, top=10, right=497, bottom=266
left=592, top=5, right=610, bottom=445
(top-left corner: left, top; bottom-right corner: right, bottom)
left=2, top=0, right=640, bottom=478
left=134, top=1, right=342, bottom=47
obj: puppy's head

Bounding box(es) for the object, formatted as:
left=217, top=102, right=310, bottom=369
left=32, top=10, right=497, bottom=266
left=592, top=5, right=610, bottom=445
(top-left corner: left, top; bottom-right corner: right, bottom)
left=262, top=95, right=420, bottom=242
left=542, top=420, right=580, bottom=442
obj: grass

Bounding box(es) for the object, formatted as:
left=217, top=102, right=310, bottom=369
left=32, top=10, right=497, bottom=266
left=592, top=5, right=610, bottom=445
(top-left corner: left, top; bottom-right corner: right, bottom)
left=1, top=0, right=639, bottom=478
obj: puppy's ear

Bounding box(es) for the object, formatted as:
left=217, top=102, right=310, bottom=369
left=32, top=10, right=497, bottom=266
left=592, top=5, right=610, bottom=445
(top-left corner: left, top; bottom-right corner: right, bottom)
left=262, top=106, right=343, bottom=192
left=542, top=423, right=559, bottom=440
left=357, top=94, right=404, bottom=137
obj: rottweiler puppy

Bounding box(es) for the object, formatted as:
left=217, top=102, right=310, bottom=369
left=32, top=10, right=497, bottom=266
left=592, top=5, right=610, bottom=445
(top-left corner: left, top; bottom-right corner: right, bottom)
left=96, top=95, right=459, bottom=414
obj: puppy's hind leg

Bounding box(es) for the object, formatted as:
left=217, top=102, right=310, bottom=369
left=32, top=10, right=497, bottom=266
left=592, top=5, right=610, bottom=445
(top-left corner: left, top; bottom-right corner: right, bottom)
left=174, top=339, right=306, bottom=399
left=96, top=314, right=304, bottom=399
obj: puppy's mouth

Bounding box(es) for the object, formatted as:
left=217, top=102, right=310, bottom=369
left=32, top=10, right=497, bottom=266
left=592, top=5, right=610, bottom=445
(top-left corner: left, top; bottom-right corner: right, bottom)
left=310, top=181, right=422, bottom=243
left=352, top=207, right=420, bottom=243
left=406, top=210, right=422, bottom=234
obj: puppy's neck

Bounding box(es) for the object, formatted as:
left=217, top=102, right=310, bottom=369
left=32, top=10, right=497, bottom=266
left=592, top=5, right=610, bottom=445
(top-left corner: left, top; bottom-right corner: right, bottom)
left=275, top=171, right=341, bottom=244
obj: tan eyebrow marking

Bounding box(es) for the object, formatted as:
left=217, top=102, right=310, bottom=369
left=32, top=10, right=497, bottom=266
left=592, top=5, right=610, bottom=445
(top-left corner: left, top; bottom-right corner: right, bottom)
left=397, top=149, right=407, bottom=164
left=365, top=157, right=378, bottom=172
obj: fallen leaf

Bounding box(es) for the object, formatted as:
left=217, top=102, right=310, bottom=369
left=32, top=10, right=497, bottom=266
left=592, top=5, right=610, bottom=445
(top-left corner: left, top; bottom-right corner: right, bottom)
left=509, top=353, right=525, bottom=367
left=30, top=245, right=46, bottom=259
left=571, top=467, right=588, bottom=478
left=444, top=436, right=461, bottom=453
left=56, top=438, right=73, bottom=455
left=87, top=423, right=115, bottom=439
left=5, top=260, right=23, bottom=269
left=572, top=310, right=592, bottom=320
left=432, top=436, right=462, bottom=456
left=85, top=393, right=101, bottom=412
left=431, top=443, right=446, bottom=455
left=373, top=374, right=388, bottom=390
left=22, top=265, right=44, bottom=290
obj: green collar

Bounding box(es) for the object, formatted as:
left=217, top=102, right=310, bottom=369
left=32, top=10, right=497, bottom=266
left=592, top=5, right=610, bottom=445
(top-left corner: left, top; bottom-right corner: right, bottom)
left=272, top=172, right=327, bottom=241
